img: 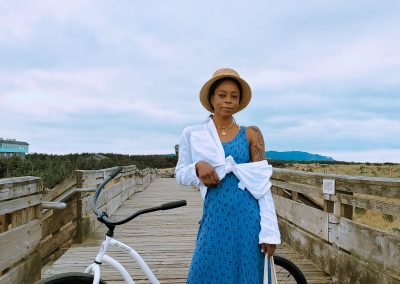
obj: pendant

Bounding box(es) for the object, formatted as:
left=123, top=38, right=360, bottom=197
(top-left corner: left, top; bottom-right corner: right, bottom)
left=221, top=130, right=226, bottom=136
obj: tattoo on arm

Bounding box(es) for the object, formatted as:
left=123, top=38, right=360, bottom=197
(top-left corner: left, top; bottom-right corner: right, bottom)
left=249, top=126, right=266, bottom=162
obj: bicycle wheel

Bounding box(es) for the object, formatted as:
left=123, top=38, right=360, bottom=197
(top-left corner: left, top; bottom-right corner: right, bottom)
left=36, top=272, right=107, bottom=284
left=273, top=255, right=308, bottom=284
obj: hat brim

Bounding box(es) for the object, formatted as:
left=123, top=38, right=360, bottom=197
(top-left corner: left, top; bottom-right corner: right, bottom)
left=199, top=75, right=252, bottom=113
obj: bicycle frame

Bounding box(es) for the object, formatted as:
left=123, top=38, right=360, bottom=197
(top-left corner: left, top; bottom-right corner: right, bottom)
left=85, top=235, right=160, bottom=284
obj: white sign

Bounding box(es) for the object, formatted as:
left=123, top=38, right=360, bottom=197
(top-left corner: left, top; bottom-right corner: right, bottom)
left=323, top=179, right=335, bottom=195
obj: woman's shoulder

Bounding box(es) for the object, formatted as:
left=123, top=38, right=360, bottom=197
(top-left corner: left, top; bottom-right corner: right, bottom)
left=245, top=125, right=263, bottom=136
left=245, top=125, right=265, bottom=143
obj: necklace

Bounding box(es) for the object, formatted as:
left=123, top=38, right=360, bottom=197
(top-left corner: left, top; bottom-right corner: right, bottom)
left=215, top=118, right=236, bottom=136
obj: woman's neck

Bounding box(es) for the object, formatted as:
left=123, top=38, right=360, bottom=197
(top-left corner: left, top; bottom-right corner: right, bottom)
left=212, top=114, right=233, bottom=127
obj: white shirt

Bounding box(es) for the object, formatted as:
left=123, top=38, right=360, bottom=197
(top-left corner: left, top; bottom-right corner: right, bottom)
left=175, top=117, right=281, bottom=244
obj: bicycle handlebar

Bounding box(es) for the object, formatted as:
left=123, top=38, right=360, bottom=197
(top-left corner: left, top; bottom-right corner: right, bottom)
left=92, top=166, right=187, bottom=228
left=160, top=200, right=187, bottom=210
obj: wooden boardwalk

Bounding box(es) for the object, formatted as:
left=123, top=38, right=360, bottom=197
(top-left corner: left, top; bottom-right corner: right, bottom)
left=42, top=178, right=331, bottom=283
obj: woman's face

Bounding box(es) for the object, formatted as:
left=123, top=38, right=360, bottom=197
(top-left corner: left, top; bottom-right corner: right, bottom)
left=210, top=79, right=241, bottom=116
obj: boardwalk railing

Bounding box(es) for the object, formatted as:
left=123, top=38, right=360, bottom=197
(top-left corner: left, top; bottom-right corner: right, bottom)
left=0, top=165, right=159, bottom=284
left=271, top=168, right=400, bottom=284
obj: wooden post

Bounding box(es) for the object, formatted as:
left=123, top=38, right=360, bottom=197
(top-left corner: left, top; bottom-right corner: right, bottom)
left=292, top=191, right=299, bottom=202
left=0, top=177, right=43, bottom=283
left=322, top=179, right=335, bottom=214
left=338, top=190, right=353, bottom=220
left=324, top=199, right=335, bottom=214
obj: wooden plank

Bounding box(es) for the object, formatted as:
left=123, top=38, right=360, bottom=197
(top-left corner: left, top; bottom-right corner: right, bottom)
left=75, top=166, right=125, bottom=188
left=44, top=175, right=76, bottom=201
left=121, top=178, right=134, bottom=191
left=135, top=175, right=144, bottom=192
left=0, top=251, right=41, bottom=284
left=107, top=195, right=123, bottom=215
left=279, top=217, right=400, bottom=284
left=80, top=177, right=135, bottom=216
left=274, top=195, right=329, bottom=240
left=81, top=193, right=105, bottom=216
left=106, top=182, right=123, bottom=201
left=121, top=186, right=135, bottom=201
left=0, top=177, right=41, bottom=201
left=40, top=222, right=77, bottom=261
left=0, top=194, right=42, bottom=215
left=328, top=215, right=400, bottom=278
left=42, top=199, right=78, bottom=237
left=11, top=209, right=23, bottom=228
left=272, top=180, right=322, bottom=198
left=76, top=200, right=108, bottom=242
left=121, top=165, right=137, bottom=175
left=272, top=168, right=400, bottom=198
left=325, top=193, right=400, bottom=216
left=0, top=219, right=42, bottom=271
left=335, top=179, right=400, bottom=198
left=0, top=214, right=7, bottom=233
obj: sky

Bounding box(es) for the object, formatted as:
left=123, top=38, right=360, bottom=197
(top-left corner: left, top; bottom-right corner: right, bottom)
left=0, top=0, right=399, bottom=162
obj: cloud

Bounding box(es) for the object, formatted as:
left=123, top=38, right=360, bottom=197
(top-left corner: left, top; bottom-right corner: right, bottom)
left=249, top=33, right=400, bottom=92
left=0, top=1, right=399, bottom=162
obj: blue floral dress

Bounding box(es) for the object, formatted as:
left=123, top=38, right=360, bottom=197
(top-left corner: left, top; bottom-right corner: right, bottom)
left=186, top=126, right=264, bottom=283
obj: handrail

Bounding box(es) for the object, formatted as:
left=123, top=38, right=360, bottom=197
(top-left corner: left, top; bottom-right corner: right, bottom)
left=271, top=167, right=400, bottom=284
left=0, top=164, right=160, bottom=284
left=42, top=201, right=67, bottom=209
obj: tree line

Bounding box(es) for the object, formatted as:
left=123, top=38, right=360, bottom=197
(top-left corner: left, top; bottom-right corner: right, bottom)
left=0, top=153, right=177, bottom=189
left=1, top=153, right=395, bottom=189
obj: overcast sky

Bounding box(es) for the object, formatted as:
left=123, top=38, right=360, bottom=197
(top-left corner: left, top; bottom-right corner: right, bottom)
left=1, top=1, right=399, bottom=162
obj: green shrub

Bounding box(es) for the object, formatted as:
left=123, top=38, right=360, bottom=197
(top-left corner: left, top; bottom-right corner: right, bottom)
left=383, top=214, right=395, bottom=222
left=0, top=153, right=177, bottom=188
left=355, top=207, right=367, bottom=215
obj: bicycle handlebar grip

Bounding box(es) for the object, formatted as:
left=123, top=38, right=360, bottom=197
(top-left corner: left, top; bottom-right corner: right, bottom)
left=160, top=200, right=187, bottom=210
left=110, top=166, right=124, bottom=179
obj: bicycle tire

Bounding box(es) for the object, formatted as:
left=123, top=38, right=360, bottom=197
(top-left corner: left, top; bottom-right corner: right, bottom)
left=36, top=272, right=107, bottom=284
left=273, top=255, right=308, bottom=284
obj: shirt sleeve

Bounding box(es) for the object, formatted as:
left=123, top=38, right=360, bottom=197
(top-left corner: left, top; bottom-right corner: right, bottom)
left=258, top=189, right=281, bottom=244
left=175, top=130, right=200, bottom=187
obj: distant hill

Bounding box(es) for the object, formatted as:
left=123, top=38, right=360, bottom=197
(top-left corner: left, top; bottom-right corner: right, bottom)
left=266, top=151, right=335, bottom=161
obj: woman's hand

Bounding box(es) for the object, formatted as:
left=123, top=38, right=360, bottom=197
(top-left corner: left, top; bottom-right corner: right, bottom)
left=195, top=161, right=220, bottom=187
left=260, top=243, right=276, bottom=257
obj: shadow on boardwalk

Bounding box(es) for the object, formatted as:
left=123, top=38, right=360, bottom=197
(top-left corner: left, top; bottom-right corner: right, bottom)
left=42, top=178, right=330, bottom=283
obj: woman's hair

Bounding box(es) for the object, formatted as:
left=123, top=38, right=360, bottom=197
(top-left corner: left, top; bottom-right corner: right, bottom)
left=207, top=78, right=242, bottom=111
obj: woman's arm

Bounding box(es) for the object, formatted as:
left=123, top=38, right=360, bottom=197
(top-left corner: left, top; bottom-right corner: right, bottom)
left=175, top=131, right=200, bottom=186
left=175, top=129, right=219, bottom=188
left=246, top=126, right=267, bottom=162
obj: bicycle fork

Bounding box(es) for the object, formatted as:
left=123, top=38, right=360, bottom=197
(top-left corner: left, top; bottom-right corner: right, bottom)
left=85, top=235, right=160, bottom=284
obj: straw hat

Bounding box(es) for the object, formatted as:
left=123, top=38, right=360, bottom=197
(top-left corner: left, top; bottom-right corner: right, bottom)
left=199, top=68, right=252, bottom=113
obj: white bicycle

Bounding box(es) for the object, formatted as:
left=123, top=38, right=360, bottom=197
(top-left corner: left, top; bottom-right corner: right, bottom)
left=37, top=166, right=187, bottom=284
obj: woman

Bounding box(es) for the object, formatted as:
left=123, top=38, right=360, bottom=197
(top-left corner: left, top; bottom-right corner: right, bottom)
left=176, top=68, right=280, bottom=283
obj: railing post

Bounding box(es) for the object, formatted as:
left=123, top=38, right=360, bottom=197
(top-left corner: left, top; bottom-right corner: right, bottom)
left=0, top=177, right=43, bottom=284
left=74, top=170, right=86, bottom=243
left=322, top=178, right=335, bottom=214
left=337, top=191, right=353, bottom=220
